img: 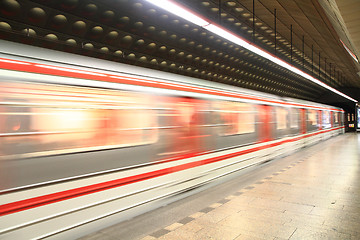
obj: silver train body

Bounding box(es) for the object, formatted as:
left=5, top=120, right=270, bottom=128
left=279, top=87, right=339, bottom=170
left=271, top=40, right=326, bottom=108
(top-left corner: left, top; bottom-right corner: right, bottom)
left=0, top=40, right=344, bottom=239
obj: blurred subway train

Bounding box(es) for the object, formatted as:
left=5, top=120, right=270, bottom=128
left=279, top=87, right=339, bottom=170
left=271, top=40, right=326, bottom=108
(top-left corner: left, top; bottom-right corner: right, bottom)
left=0, top=40, right=344, bottom=239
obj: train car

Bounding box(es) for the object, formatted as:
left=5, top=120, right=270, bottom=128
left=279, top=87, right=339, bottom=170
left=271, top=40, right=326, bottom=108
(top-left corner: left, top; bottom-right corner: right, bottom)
left=0, top=40, right=344, bottom=239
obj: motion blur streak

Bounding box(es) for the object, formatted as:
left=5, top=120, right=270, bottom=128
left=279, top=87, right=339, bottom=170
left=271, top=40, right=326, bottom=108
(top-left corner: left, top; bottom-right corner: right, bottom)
left=0, top=40, right=345, bottom=240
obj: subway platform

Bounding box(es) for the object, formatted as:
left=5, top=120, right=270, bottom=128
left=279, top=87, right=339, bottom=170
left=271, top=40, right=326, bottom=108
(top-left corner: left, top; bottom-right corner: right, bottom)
left=80, top=133, right=360, bottom=240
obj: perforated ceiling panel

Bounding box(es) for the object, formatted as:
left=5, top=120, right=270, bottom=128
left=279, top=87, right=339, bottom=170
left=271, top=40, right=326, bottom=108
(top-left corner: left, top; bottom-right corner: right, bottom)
left=0, top=0, right=359, bottom=109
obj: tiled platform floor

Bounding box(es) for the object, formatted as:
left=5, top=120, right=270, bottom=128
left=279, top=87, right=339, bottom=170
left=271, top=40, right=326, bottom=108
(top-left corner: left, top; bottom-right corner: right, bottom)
left=81, top=133, right=360, bottom=240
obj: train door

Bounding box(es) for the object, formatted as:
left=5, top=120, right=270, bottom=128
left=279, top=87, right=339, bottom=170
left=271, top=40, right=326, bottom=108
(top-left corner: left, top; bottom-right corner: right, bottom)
left=318, top=110, right=323, bottom=131
left=172, top=97, right=207, bottom=155
left=95, top=109, right=118, bottom=146
left=300, top=109, right=306, bottom=134
left=258, top=105, right=273, bottom=142
left=157, top=97, right=207, bottom=159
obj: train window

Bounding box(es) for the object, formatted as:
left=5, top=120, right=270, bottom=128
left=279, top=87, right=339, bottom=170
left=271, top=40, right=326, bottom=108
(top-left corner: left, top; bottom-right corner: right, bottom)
left=308, top=110, right=317, bottom=125
left=289, top=108, right=299, bottom=129
left=275, top=107, right=300, bottom=138
left=322, top=111, right=331, bottom=129
left=333, top=111, right=339, bottom=127
left=216, top=101, right=255, bottom=136
left=307, top=109, right=319, bottom=132
left=216, top=101, right=237, bottom=135
left=31, top=107, right=97, bottom=143
left=115, top=108, right=158, bottom=145
left=0, top=82, right=159, bottom=157
left=333, top=111, right=341, bottom=127
left=276, top=107, right=288, bottom=130
left=238, top=103, right=255, bottom=134
left=2, top=104, right=32, bottom=133
left=334, top=112, right=338, bottom=123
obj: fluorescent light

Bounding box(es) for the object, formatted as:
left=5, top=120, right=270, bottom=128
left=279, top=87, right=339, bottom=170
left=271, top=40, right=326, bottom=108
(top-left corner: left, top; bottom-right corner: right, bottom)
left=340, top=39, right=359, bottom=63
left=204, top=24, right=249, bottom=47
left=205, top=24, right=357, bottom=102
left=145, top=0, right=357, bottom=103
left=145, top=0, right=209, bottom=27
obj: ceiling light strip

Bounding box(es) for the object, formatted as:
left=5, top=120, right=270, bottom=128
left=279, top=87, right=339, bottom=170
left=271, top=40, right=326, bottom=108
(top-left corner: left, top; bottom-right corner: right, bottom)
left=145, top=0, right=357, bottom=103
left=340, top=39, right=359, bottom=63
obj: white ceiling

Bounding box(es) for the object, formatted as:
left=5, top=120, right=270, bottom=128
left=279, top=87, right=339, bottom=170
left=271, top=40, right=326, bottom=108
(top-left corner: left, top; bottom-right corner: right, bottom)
left=319, top=0, right=360, bottom=74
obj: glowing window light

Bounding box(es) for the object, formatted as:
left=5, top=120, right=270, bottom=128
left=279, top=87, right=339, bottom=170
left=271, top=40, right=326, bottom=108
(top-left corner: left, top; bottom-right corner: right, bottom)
left=145, top=0, right=357, bottom=103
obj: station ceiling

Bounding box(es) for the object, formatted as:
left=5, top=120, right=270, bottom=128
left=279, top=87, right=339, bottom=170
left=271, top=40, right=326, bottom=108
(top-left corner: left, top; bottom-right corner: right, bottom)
left=0, top=0, right=359, bottom=110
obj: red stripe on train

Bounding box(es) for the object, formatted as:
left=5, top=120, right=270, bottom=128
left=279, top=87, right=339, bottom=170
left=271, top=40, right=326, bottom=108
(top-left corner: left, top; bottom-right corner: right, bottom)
left=0, top=127, right=343, bottom=216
